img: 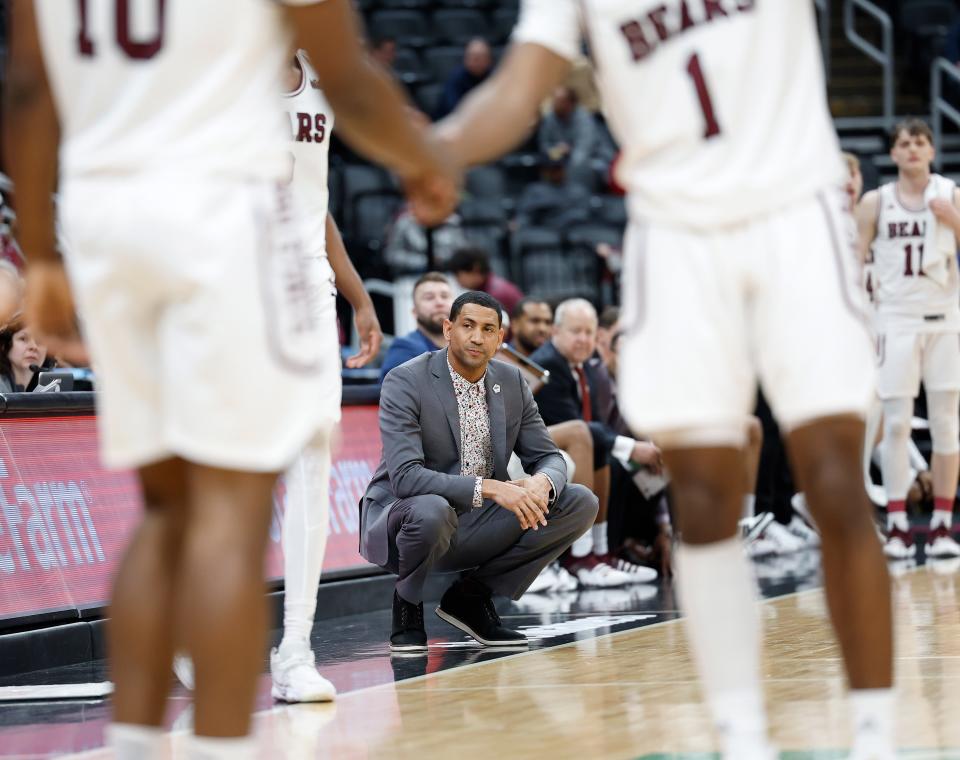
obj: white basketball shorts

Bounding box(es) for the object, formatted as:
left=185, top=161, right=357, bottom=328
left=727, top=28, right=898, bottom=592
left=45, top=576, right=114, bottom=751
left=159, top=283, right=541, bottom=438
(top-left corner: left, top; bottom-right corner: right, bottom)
left=876, top=327, right=960, bottom=399
left=59, top=175, right=336, bottom=472
left=618, top=188, right=876, bottom=445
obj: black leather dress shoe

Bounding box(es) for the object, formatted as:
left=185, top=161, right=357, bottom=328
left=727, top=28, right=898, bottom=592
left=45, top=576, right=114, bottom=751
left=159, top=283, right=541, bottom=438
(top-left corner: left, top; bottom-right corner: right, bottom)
left=390, top=589, right=427, bottom=652
left=435, top=578, right=528, bottom=647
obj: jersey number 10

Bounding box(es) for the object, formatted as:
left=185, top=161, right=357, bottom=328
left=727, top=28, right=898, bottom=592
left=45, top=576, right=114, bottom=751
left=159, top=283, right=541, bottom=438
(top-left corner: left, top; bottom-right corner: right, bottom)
left=76, top=0, right=166, bottom=60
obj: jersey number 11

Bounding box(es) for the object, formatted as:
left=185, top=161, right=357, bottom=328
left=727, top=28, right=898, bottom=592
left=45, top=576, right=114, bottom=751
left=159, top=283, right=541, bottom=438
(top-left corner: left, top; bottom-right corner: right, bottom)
left=76, top=0, right=166, bottom=60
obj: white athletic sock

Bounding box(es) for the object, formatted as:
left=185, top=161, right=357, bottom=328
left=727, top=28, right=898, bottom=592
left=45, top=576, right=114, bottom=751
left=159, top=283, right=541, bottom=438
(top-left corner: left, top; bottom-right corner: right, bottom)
left=591, top=522, right=609, bottom=555
left=188, top=734, right=256, bottom=760
left=881, top=397, right=913, bottom=510
left=570, top=529, right=594, bottom=558
left=741, top=494, right=756, bottom=522
left=280, top=429, right=332, bottom=649
left=106, top=723, right=164, bottom=760
left=931, top=509, right=953, bottom=530
left=887, top=510, right=909, bottom=532
left=675, top=538, right=767, bottom=743
left=849, top=688, right=894, bottom=757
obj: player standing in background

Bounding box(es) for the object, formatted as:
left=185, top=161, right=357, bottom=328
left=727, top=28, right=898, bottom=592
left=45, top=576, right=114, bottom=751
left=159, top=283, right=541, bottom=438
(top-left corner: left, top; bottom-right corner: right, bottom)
left=856, top=119, right=960, bottom=561
left=4, top=1, right=456, bottom=758
left=436, top=2, right=893, bottom=758
left=270, top=49, right=384, bottom=702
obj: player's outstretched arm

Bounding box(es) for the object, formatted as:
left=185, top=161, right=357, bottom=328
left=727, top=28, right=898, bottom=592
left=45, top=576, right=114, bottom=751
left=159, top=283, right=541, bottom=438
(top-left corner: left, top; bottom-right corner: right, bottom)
left=855, top=190, right=880, bottom=264
left=4, top=0, right=58, bottom=268
left=434, top=43, right=572, bottom=169
left=325, top=214, right=382, bottom=368
left=284, top=1, right=457, bottom=224
left=3, top=0, right=85, bottom=362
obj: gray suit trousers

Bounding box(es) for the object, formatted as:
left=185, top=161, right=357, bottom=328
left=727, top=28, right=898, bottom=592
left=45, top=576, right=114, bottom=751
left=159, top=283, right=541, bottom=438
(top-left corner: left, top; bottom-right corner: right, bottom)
left=386, top=483, right=598, bottom=603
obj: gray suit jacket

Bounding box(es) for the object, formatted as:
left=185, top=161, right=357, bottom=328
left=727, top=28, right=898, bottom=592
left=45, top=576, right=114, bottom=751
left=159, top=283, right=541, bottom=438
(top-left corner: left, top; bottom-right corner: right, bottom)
left=360, top=348, right=568, bottom=567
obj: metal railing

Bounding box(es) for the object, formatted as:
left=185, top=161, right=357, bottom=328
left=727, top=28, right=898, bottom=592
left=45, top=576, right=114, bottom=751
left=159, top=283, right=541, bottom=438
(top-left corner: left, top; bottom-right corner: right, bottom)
left=843, top=0, right=895, bottom=130
left=814, top=0, right=831, bottom=81
left=931, top=57, right=960, bottom=171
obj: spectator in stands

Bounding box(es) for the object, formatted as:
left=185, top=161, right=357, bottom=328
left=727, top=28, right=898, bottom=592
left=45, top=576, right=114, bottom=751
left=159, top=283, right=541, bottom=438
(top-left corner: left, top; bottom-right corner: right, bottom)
left=434, top=38, right=493, bottom=120
left=538, top=86, right=598, bottom=189
left=531, top=298, right=662, bottom=586
left=448, top=246, right=524, bottom=318
left=513, top=154, right=591, bottom=230
left=596, top=306, right=620, bottom=375
left=0, top=318, right=49, bottom=392
left=842, top=151, right=863, bottom=212
left=510, top=297, right=553, bottom=358
left=370, top=35, right=397, bottom=71
left=379, top=272, right=453, bottom=381
left=384, top=206, right=468, bottom=276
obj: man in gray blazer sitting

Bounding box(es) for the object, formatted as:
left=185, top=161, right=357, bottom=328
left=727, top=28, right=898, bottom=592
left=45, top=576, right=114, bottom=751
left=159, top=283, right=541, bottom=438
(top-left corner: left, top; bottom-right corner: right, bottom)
left=362, top=291, right=598, bottom=651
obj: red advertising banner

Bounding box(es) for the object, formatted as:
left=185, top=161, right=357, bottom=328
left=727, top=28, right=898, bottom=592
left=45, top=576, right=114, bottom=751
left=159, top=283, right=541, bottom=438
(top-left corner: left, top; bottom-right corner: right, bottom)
left=0, top=406, right=382, bottom=623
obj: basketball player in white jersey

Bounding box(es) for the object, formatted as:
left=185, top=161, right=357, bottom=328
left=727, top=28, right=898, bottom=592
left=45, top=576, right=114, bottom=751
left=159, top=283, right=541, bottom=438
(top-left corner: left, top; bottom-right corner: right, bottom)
left=270, top=50, right=384, bottom=702
left=856, top=119, right=960, bottom=562
left=436, top=2, right=893, bottom=758
left=5, top=1, right=456, bottom=758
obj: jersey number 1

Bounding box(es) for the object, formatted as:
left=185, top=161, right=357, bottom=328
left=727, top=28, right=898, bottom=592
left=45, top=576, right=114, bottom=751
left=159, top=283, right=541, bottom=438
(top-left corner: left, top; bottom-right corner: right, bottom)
left=686, top=53, right=721, bottom=139
left=76, top=0, right=167, bottom=60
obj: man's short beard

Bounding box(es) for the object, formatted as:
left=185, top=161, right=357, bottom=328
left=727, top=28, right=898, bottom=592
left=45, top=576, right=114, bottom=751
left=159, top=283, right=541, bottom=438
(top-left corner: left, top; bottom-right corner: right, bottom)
left=417, top=314, right=445, bottom=337
left=516, top=332, right=543, bottom=354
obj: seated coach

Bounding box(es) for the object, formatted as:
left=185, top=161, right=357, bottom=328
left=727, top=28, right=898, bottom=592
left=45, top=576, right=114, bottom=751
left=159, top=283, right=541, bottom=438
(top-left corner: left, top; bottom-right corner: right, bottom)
left=360, top=291, right=598, bottom=652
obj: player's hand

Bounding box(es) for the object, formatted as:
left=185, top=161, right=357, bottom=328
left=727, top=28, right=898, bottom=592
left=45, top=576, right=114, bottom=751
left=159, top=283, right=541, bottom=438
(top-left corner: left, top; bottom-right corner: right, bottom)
left=0, top=265, right=23, bottom=325
left=508, top=473, right=552, bottom=507
left=630, top=440, right=663, bottom=474
left=654, top=530, right=673, bottom=578
left=345, top=304, right=383, bottom=369
left=403, top=135, right=461, bottom=227
left=930, top=198, right=960, bottom=225
left=484, top=479, right=548, bottom=530
left=24, top=260, right=88, bottom=366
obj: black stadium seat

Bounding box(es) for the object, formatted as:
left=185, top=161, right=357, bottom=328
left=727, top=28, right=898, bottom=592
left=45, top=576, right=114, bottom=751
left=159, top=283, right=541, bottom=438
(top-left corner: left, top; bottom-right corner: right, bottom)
left=491, top=7, right=519, bottom=44
left=377, top=0, right=431, bottom=9
left=435, top=0, right=493, bottom=8
left=392, top=47, right=427, bottom=85
left=431, top=9, right=491, bottom=45
left=342, top=165, right=397, bottom=232
left=413, top=82, right=443, bottom=115
left=368, top=10, right=431, bottom=48
left=465, top=166, right=507, bottom=201
left=423, top=46, right=464, bottom=83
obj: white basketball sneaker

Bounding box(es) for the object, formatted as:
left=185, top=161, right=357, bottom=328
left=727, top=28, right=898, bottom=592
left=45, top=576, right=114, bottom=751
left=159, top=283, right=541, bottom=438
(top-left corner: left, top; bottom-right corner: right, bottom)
left=565, top=555, right=631, bottom=588
left=270, top=641, right=336, bottom=703
left=786, top=515, right=820, bottom=548
left=597, top=553, right=658, bottom=583
left=926, top=525, right=960, bottom=559
left=525, top=564, right=558, bottom=594
left=883, top=527, right=917, bottom=560
left=172, top=652, right=195, bottom=691
left=552, top=564, right=580, bottom=592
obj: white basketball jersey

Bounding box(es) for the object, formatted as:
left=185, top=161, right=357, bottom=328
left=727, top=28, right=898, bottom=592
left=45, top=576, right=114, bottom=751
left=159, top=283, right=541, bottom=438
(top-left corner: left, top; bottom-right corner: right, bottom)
left=513, top=0, right=845, bottom=229
left=871, top=177, right=960, bottom=329
left=284, top=50, right=335, bottom=257
left=33, top=0, right=323, bottom=181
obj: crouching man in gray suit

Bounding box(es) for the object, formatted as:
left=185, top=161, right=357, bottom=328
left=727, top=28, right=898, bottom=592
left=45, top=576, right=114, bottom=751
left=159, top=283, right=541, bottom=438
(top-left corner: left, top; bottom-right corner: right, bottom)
left=361, top=291, right=598, bottom=651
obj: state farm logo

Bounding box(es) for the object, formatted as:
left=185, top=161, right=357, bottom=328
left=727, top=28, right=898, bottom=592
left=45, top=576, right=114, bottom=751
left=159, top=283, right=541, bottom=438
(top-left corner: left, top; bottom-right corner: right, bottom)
left=0, top=457, right=104, bottom=573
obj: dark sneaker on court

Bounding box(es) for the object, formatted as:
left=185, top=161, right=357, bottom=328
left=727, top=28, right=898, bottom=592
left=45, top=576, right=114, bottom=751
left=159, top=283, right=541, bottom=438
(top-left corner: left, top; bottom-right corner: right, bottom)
left=390, top=589, right=427, bottom=652
left=436, top=578, right=527, bottom=647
